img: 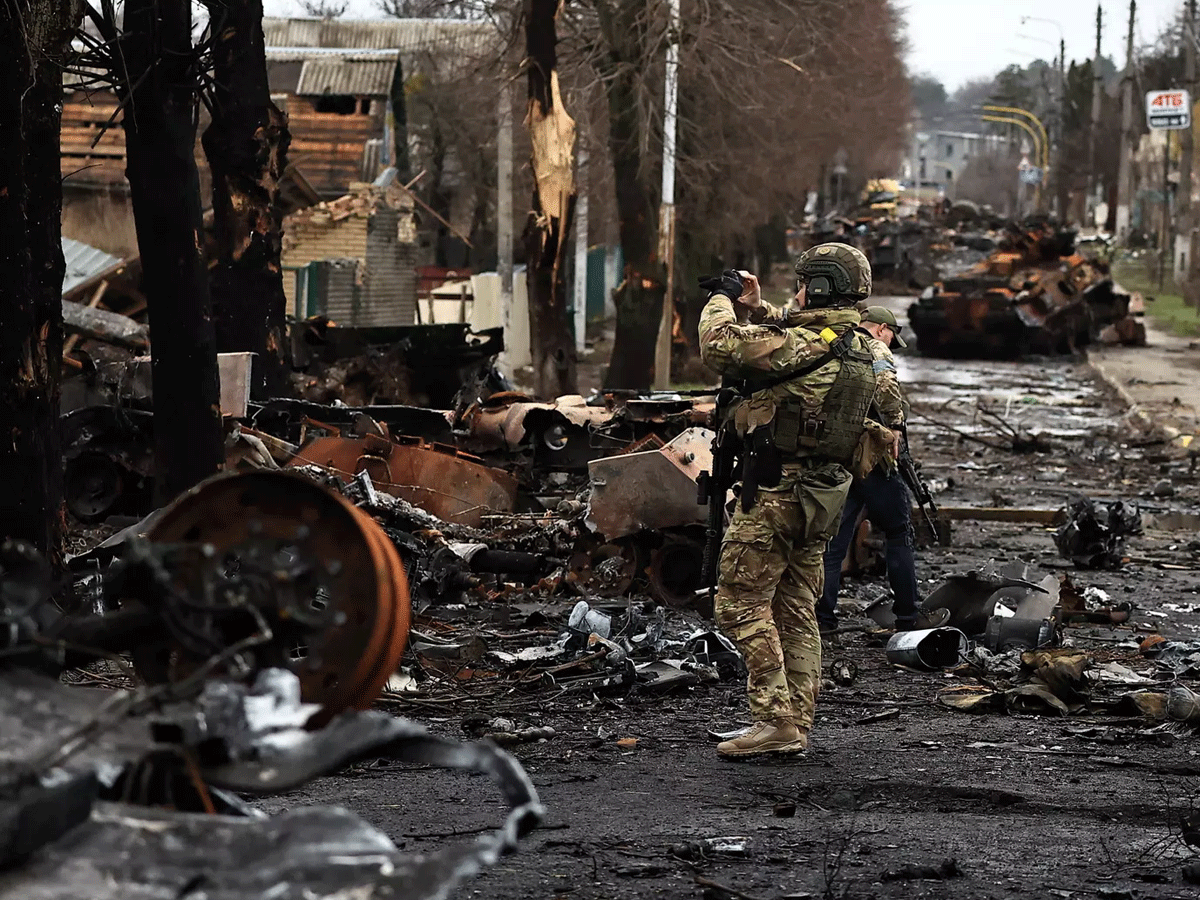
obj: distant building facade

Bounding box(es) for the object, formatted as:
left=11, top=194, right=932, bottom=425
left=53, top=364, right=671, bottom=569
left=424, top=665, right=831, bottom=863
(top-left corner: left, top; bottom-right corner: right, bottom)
left=903, top=125, right=1011, bottom=200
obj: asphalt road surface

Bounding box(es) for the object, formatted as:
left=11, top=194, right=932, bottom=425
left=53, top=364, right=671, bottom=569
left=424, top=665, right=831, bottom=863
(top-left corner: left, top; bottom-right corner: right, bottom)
left=262, top=307, right=1200, bottom=899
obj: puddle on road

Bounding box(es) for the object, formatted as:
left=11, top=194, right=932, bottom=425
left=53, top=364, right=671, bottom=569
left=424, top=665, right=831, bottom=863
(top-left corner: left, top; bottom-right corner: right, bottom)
left=895, top=356, right=1115, bottom=439
left=875, top=297, right=1125, bottom=440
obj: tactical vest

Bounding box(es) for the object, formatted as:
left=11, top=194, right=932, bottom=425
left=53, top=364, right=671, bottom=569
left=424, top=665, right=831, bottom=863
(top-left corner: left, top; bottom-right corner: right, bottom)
left=771, top=329, right=878, bottom=465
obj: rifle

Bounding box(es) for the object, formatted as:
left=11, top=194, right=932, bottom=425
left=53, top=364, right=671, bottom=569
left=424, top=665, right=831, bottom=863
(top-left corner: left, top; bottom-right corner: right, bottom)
left=897, top=437, right=947, bottom=546
left=696, top=389, right=741, bottom=602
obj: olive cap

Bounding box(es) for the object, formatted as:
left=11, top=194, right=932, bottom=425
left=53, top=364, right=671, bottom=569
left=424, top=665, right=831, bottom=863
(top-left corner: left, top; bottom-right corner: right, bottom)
left=860, top=305, right=908, bottom=348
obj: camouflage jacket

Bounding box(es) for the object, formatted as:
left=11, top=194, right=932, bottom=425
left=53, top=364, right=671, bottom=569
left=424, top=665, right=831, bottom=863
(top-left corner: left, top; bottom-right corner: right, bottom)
left=855, top=328, right=907, bottom=428
left=699, top=296, right=864, bottom=425
left=699, top=296, right=881, bottom=487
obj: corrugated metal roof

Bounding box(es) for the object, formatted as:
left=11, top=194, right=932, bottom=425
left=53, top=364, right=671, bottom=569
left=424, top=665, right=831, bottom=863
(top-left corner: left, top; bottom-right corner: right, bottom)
left=295, top=57, right=398, bottom=96
left=61, top=237, right=121, bottom=296
left=266, top=48, right=401, bottom=62
left=262, top=17, right=497, bottom=55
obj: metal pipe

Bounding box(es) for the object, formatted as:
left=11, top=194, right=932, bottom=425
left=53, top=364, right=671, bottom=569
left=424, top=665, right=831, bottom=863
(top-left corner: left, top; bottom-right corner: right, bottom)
left=982, top=105, right=1049, bottom=172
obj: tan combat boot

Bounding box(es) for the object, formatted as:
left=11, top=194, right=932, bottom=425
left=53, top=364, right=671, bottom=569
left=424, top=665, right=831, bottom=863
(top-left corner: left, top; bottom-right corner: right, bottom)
left=716, top=719, right=808, bottom=758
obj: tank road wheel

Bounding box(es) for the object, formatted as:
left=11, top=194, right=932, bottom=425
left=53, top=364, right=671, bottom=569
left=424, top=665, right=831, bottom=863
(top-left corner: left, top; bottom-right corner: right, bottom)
left=130, top=470, right=410, bottom=725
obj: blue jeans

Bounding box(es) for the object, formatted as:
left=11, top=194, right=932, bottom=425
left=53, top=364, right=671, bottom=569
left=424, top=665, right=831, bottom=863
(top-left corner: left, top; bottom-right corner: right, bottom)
left=819, top=467, right=920, bottom=629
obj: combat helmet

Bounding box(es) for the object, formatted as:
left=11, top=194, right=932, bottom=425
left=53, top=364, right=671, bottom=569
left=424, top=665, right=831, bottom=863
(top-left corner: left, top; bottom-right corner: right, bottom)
left=795, top=242, right=872, bottom=306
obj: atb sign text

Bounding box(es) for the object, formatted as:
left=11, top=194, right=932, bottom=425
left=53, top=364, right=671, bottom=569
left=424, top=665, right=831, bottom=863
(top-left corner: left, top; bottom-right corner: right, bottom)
left=1146, top=90, right=1191, bottom=130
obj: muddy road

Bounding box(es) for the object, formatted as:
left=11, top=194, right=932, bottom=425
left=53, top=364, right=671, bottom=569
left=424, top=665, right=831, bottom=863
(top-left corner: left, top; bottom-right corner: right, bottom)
left=261, top=302, right=1200, bottom=899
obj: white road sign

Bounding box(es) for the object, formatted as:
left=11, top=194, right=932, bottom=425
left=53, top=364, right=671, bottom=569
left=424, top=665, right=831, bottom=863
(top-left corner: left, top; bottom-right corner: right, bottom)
left=1019, top=167, right=1043, bottom=185
left=1146, top=90, right=1192, bottom=130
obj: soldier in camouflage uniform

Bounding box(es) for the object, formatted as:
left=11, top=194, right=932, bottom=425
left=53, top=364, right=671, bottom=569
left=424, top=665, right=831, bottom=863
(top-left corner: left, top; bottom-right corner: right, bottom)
left=698, top=243, right=888, bottom=758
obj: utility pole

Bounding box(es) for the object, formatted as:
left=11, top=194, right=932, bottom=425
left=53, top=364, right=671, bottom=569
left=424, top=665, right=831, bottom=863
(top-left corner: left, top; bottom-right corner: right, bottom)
left=1180, top=0, right=1196, bottom=225
left=573, top=142, right=589, bottom=354
left=1058, top=37, right=1066, bottom=220
left=497, top=83, right=513, bottom=377
left=1181, top=0, right=1198, bottom=302
left=1088, top=4, right=1103, bottom=228
left=1160, top=136, right=1170, bottom=288
left=1116, top=0, right=1137, bottom=242
left=652, top=0, right=680, bottom=390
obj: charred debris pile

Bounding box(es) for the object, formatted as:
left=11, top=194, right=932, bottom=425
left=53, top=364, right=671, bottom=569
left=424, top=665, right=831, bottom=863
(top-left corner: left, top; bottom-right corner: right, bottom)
left=0, top=497, right=543, bottom=897
left=907, top=218, right=1144, bottom=359
left=13, top=250, right=1200, bottom=895
left=801, top=209, right=1144, bottom=361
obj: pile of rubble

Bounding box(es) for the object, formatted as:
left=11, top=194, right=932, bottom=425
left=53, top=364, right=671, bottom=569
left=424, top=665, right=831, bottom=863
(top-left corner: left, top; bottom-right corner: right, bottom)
left=797, top=209, right=1145, bottom=363
left=67, top=326, right=726, bottom=607
left=907, top=218, right=1144, bottom=358
left=824, top=492, right=1200, bottom=738
left=796, top=198, right=1006, bottom=291
left=1, top=429, right=760, bottom=892
left=0, top=479, right=544, bottom=897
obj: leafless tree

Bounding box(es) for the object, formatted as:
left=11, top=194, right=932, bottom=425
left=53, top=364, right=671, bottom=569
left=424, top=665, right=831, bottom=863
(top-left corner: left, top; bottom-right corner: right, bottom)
left=378, top=0, right=911, bottom=387
left=956, top=146, right=1022, bottom=217
left=202, top=0, right=292, bottom=397
left=556, top=0, right=911, bottom=385
left=298, top=0, right=349, bottom=17
left=376, top=0, right=474, bottom=17
left=77, top=0, right=225, bottom=499
left=523, top=0, right=578, bottom=396
left=0, top=0, right=83, bottom=557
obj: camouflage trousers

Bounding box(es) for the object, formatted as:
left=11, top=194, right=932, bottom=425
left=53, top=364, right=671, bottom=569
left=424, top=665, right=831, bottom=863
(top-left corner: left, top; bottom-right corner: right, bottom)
left=715, top=463, right=852, bottom=729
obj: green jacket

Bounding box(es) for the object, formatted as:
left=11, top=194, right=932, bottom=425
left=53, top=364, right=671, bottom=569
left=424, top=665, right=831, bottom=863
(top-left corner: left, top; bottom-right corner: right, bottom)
left=855, top=328, right=907, bottom=428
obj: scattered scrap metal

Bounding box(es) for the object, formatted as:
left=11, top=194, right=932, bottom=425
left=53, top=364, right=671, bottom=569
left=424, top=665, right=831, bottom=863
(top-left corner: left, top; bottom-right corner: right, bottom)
left=1055, top=496, right=1144, bottom=569
left=0, top=473, right=544, bottom=898
left=858, top=542, right=1200, bottom=739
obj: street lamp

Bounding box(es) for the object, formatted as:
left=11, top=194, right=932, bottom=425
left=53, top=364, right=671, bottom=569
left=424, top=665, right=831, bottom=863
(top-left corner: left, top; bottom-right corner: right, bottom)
left=1020, top=15, right=1064, bottom=46
left=1019, top=16, right=1066, bottom=109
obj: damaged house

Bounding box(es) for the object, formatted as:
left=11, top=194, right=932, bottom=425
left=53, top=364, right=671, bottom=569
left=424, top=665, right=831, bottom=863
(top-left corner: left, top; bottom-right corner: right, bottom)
left=59, top=17, right=500, bottom=269
left=262, top=16, right=501, bottom=270
left=282, top=174, right=419, bottom=326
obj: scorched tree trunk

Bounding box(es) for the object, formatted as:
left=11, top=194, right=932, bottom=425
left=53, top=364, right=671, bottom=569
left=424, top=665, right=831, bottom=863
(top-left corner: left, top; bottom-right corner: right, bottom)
left=0, top=0, right=79, bottom=559
left=202, top=0, right=292, bottom=398
left=602, top=56, right=662, bottom=390
left=523, top=0, right=578, bottom=398
left=121, top=0, right=223, bottom=500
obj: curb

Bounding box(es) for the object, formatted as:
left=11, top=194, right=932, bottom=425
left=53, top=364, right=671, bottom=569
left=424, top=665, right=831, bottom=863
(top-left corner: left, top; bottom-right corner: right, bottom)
left=1086, top=354, right=1195, bottom=451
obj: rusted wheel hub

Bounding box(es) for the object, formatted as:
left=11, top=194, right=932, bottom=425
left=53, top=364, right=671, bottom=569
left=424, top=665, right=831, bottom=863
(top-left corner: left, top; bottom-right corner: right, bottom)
left=130, top=471, right=410, bottom=724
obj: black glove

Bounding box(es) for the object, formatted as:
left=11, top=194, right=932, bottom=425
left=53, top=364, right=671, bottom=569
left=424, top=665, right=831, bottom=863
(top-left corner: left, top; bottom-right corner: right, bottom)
left=698, top=269, right=744, bottom=301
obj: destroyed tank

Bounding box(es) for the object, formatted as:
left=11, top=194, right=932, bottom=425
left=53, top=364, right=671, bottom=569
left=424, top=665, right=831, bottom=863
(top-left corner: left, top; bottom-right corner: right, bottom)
left=906, top=218, right=1143, bottom=359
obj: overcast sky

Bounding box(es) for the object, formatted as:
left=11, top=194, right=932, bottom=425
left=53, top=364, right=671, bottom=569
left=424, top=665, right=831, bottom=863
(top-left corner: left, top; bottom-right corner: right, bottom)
left=261, top=0, right=1185, bottom=93
left=905, top=0, right=1184, bottom=91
